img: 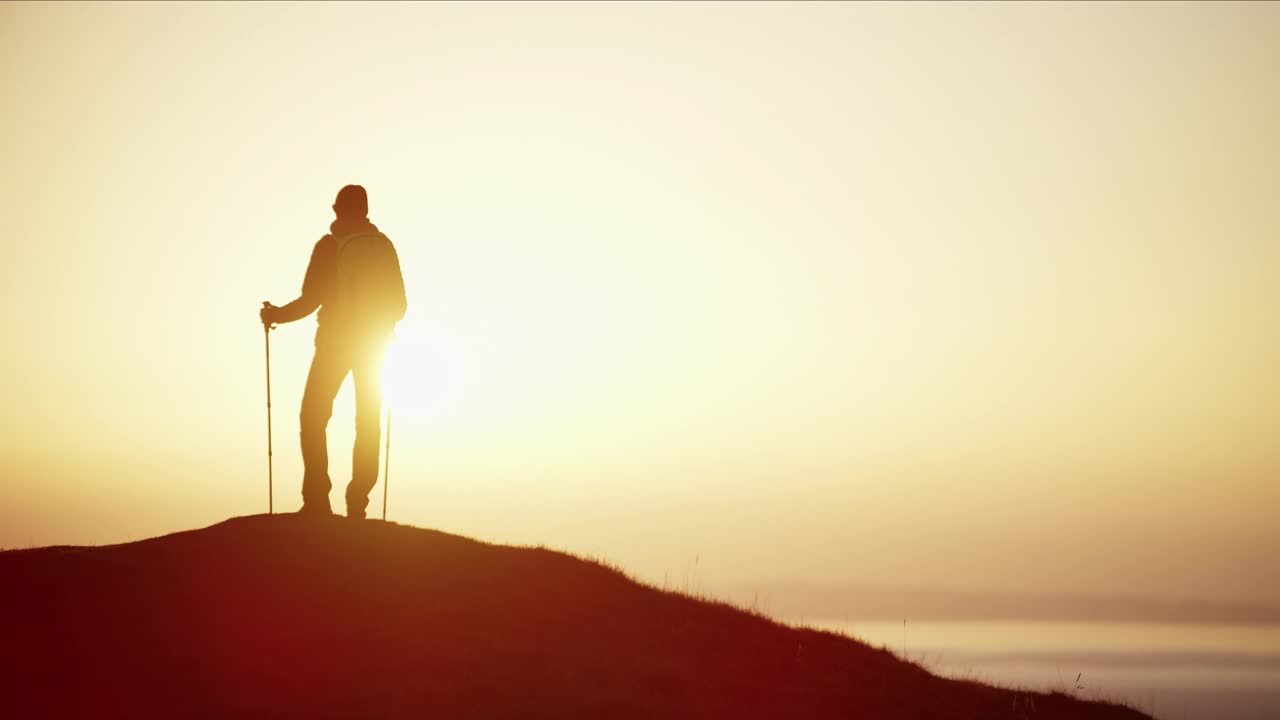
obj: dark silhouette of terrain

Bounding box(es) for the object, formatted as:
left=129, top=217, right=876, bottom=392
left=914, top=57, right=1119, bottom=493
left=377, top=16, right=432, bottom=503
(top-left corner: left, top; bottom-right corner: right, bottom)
left=1, top=516, right=1152, bottom=719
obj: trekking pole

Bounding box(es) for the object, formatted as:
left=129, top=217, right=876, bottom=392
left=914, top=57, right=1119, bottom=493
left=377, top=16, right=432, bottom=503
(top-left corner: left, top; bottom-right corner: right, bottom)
left=262, top=301, right=276, bottom=515
left=382, top=403, right=391, bottom=521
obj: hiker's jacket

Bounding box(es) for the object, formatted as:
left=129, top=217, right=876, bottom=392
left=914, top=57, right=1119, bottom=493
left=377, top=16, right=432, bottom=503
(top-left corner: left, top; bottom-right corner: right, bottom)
left=274, top=217, right=407, bottom=347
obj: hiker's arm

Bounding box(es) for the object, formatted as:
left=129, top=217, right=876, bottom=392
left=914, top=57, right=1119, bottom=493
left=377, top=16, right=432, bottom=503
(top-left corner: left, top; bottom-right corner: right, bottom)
left=269, top=242, right=326, bottom=324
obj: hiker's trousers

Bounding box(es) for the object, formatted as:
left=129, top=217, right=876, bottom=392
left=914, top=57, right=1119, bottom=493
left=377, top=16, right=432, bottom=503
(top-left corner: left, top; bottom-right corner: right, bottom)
left=299, top=338, right=386, bottom=514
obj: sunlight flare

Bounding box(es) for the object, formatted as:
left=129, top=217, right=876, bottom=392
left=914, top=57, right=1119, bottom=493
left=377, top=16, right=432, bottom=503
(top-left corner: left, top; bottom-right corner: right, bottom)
left=382, top=321, right=454, bottom=421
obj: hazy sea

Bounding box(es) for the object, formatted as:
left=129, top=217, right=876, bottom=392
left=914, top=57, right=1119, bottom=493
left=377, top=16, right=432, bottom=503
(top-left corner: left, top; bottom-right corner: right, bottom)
left=808, top=620, right=1280, bottom=720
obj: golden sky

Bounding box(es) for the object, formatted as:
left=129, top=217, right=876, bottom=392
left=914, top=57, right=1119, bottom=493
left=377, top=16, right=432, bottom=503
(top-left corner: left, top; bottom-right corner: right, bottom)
left=2, top=2, right=1277, bottom=610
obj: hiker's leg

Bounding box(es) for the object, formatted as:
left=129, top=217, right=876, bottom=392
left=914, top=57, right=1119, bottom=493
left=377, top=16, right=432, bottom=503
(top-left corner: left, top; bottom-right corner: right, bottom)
left=346, top=344, right=385, bottom=517
left=299, top=345, right=351, bottom=512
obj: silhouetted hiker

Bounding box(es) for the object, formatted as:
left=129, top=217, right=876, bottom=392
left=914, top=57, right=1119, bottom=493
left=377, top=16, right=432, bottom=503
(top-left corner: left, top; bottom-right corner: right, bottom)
left=260, top=185, right=407, bottom=519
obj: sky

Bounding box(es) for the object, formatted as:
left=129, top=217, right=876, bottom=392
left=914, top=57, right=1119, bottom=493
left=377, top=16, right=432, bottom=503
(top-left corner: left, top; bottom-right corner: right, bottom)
left=2, top=1, right=1277, bottom=614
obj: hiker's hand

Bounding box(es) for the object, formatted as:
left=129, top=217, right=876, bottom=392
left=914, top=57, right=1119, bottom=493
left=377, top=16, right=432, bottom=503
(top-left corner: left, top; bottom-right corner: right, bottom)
left=260, top=302, right=278, bottom=327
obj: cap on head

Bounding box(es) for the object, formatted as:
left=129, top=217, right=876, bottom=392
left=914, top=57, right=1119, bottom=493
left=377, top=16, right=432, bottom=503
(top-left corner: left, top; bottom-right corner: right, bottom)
left=333, top=184, right=368, bottom=218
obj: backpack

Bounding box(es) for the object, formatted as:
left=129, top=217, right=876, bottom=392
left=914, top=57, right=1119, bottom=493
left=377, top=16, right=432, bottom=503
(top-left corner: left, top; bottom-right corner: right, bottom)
left=333, top=231, right=399, bottom=322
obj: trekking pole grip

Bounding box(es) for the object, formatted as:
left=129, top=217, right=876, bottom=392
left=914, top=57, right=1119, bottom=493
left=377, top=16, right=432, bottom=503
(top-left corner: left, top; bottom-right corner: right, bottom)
left=261, top=301, right=277, bottom=331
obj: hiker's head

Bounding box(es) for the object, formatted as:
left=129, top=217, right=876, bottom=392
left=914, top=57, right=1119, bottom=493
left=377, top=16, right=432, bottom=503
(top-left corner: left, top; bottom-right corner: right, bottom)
left=333, top=185, right=369, bottom=219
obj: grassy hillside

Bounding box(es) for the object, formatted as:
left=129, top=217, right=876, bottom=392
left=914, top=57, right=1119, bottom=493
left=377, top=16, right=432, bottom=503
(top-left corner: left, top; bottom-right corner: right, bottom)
left=0, top=515, right=1151, bottom=719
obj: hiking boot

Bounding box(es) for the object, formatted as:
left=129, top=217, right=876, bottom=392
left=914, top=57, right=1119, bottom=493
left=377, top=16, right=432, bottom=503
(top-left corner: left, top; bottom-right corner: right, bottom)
left=297, top=502, right=333, bottom=518
left=345, top=490, right=369, bottom=521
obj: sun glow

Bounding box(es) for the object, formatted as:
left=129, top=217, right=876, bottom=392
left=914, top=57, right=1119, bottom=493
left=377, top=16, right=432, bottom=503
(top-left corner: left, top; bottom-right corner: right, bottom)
left=382, top=319, right=455, bottom=423
left=2, top=1, right=1277, bottom=612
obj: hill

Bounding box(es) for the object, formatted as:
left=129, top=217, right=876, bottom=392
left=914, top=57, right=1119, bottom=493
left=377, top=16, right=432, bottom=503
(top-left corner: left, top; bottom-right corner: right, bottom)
left=0, top=515, right=1151, bottom=719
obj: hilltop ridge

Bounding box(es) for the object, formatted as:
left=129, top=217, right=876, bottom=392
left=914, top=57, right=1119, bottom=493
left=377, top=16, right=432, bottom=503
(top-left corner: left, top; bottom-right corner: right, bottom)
left=1, top=515, right=1151, bottom=719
